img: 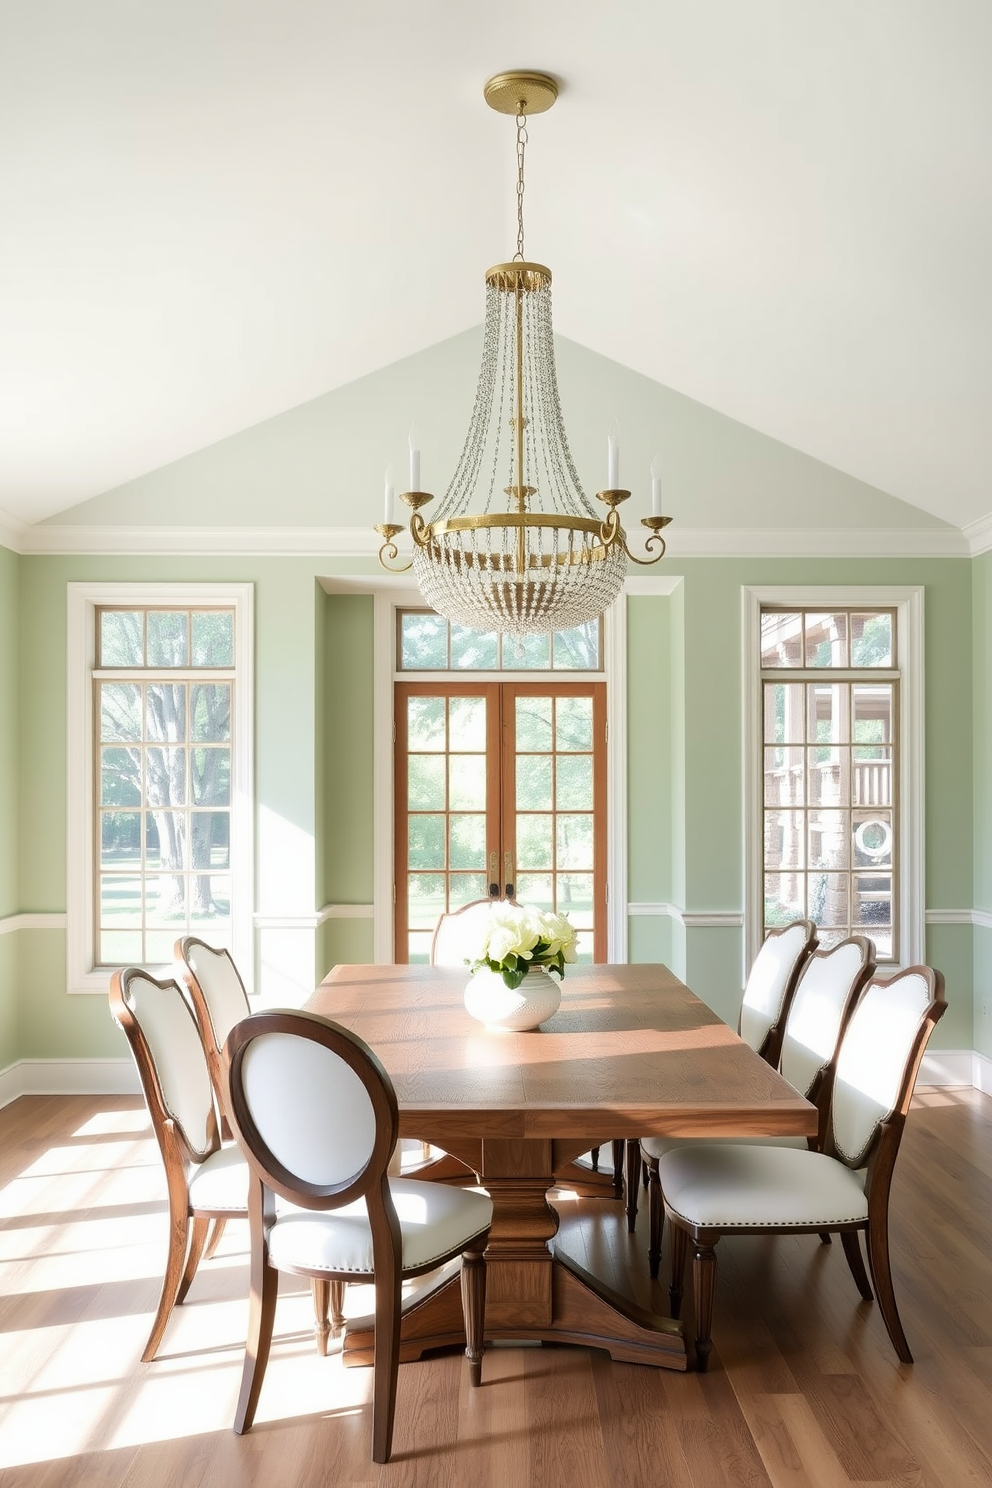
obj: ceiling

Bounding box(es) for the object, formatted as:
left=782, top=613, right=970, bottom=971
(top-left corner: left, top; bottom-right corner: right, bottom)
left=1, top=1, right=990, bottom=534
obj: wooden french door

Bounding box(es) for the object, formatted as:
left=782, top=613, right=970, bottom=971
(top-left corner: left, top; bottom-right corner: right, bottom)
left=394, top=681, right=607, bottom=963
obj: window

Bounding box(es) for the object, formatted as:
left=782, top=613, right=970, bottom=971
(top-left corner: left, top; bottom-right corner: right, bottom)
left=395, top=681, right=607, bottom=963
left=745, top=588, right=923, bottom=970
left=68, top=584, right=253, bottom=992
left=397, top=610, right=602, bottom=672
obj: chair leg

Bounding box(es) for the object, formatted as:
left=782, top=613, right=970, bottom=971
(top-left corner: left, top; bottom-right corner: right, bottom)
left=311, top=1278, right=332, bottom=1357
left=590, top=1144, right=601, bottom=1172
left=611, top=1139, right=625, bottom=1199
left=818, top=1231, right=832, bottom=1245
left=371, top=1258, right=402, bottom=1464
left=460, top=1241, right=488, bottom=1388
left=691, top=1239, right=719, bottom=1373
left=234, top=1254, right=279, bottom=1434
left=840, top=1230, right=873, bottom=1302
left=204, top=1216, right=228, bottom=1259
left=625, top=1137, right=641, bottom=1233
left=668, top=1219, right=687, bottom=1317
left=141, top=1178, right=196, bottom=1362
left=646, top=1157, right=663, bottom=1280
left=865, top=1213, right=912, bottom=1363
left=330, top=1279, right=346, bottom=1334
left=176, top=1213, right=210, bottom=1306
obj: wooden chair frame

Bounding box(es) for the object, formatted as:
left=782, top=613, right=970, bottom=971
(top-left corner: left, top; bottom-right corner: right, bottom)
left=109, top=967, right=236, bottom=1362
left=174, top=935, right=249, bottom=1139
left=644, top=934, right=876, bottom=1276
left=224, top=1008, right=491, bottom=1464
left=625, top=918, right=819, bottom=1233
left=665, top=965, right=945, bottom=1370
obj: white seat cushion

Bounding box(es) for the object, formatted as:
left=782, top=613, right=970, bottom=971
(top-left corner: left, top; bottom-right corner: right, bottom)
left=187, top=1143, right=250, bottom=1212
left=658, top=1144, right=869, bottom=1229
left=641, top=1132, right=808, bottom=1161
left=267, top=1179, right=493, bottom=1276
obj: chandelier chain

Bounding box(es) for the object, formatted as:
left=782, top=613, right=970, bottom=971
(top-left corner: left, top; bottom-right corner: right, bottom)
left=514, top=110, right=528, bottom=261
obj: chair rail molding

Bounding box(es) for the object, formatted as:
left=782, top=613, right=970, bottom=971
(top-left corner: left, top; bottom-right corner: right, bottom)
left=0, top=912, right=68, bottom=935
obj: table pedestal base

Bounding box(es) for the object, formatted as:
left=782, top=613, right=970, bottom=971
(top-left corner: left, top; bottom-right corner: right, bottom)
left=341, top=1249, right=687, bottom=1372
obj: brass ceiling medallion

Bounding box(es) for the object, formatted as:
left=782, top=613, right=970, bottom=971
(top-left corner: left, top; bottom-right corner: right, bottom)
left=374, top=68, right=671, bottom=635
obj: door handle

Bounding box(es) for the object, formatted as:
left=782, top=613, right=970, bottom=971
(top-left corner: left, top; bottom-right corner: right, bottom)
left=504, top=850, right=514, bottom=900
left=489, top=851, right=500, bottom=897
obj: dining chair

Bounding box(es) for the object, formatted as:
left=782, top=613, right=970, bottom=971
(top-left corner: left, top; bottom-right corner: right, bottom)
left=109, top=967, right=254, bottom=1361
left=110, top=967, right=337, bottom=1359
left=659, top=963, right=945, bottom=1370
left=623, top=918, right=819, bottom=1231
left=641, top=934, right=876, bottom=1277
left=174, top=935, right=250, bottom=1140
left=223, top=1007, right=494, bottom=1464
left=430, top=897, right=507, bottom=967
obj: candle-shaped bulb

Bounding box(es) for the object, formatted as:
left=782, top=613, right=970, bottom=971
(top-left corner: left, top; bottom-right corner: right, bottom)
left=408, top=425, right=421, bottom=492
left=650, top=454, right=662, bottom=516
left=607, top=421, right=620, bottom=489
left=383, top=465, right=394, bottom=525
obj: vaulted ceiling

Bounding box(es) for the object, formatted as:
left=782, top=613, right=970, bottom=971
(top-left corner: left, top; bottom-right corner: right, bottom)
left=2, top=2, right=989, bottom=535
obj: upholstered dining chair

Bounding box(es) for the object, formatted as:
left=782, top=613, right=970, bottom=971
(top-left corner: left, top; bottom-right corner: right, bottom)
left=110, top=968, right=335, bottom=1359
left=622, top=918, right=820, bottom=1231
left=174, top=935, right=250, bottom=1138
left=223, top=1008, right=494, bottom=1464
left=109, top=967, right=254, bottom=1361
left=641, top=934, right=876, bottom=1277
left=659, top=963, right=945, bottom=1370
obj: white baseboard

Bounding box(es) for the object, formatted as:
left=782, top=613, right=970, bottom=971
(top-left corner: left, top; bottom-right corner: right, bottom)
left=918, top=1049, right=974, bottom=1087
left=0, top=1058, right=140, bottom=1109
left=972, top=1050, right=992, bottom=1096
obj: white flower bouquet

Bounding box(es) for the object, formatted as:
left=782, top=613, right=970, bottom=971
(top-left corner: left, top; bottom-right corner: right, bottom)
left=466, top=902, right=578, bottom=990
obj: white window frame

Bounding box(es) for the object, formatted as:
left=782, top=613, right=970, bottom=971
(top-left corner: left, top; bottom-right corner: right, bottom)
left=743, top=585, right=924, bottom=972
left=67, top=582, right=254, bottom=993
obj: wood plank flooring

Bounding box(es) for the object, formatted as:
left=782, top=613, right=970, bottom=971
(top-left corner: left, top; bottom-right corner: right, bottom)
left=0, top=1087, right=990, bottom=1487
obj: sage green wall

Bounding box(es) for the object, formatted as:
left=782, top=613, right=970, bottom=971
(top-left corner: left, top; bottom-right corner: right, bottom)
left=0, top=544, right=18, bottom=1066
left=16, top=552, right=334, bottom=1057
left=624, top=557, right=974, bottom=1043
left=973, top=550, right=992, bottom=1058
left=318, top=593, right=375, bottom=976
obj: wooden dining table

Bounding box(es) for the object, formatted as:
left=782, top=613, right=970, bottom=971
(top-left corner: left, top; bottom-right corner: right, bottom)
left=306, top=961, right=817, bottom=1372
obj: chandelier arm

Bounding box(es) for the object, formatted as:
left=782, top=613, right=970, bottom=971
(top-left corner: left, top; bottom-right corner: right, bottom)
left=374, top=524, right=414, bottom=572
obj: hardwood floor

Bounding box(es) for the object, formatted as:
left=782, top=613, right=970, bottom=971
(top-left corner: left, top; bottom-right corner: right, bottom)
left=0, top=1087, right=990, bottom=1486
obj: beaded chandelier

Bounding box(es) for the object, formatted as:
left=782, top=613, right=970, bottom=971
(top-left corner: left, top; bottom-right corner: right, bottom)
left=375, top=71, right=670, bottom=635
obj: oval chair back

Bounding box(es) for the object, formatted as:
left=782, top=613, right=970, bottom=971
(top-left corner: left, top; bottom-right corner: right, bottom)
left=223, top=1008, right=492, bottom=1463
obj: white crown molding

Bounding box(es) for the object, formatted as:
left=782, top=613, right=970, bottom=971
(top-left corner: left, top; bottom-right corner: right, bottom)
left=964, top=512, right=992, bottom=557
left=666, top=528, right=969, bottom=558
left=0, top=511, right=24, bottom=552
left=2, top=522, right=972, bottom=560
left=0, top=912, right=68, bottom=936
left=19, top=525, right=382, bottom=557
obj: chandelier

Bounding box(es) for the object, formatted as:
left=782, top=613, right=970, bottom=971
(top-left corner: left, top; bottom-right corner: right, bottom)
left=374, top=70, right=671, bottom=635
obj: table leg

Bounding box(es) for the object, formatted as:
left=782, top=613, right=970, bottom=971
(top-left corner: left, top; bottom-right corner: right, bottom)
left=342, top=1136, right=687, bottom=1371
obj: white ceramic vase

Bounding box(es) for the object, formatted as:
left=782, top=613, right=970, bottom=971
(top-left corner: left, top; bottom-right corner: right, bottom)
left=463, top=964, right=562, bottom=1031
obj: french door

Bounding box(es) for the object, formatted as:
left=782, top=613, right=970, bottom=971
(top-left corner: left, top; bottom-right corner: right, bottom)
left=394, top=681, right=607, bottom=963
